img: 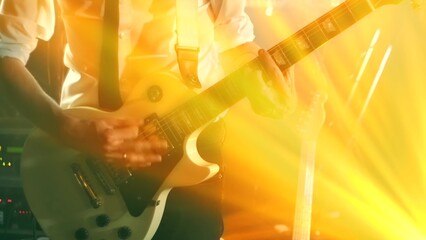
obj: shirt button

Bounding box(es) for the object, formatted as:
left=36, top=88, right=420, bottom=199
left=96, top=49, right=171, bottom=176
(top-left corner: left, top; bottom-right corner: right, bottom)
left=119, top=32, right=126, bottom=39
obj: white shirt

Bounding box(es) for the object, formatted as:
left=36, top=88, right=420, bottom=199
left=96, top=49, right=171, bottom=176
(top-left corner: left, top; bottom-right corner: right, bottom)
left=0, top=0, right=255, bottom=108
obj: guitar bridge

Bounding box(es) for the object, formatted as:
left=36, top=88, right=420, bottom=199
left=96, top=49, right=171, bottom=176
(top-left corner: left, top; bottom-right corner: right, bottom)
left=86, top=157, right=133, bottom=193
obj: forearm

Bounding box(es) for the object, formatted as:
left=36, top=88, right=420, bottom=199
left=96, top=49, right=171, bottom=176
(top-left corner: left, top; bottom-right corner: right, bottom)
left=0, top=57, right=66, bottom=137
left=220, top=42, right=297, bottom=119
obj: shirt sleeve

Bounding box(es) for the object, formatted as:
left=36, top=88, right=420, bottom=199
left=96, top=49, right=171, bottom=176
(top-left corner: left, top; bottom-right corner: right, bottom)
left=0, top=0, right=55, bottom=64
left=211, top=0, right=255, bottom=52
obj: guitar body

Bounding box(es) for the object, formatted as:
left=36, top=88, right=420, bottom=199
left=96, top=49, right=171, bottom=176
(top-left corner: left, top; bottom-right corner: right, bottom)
left=21, top=72, right=220, bottom=240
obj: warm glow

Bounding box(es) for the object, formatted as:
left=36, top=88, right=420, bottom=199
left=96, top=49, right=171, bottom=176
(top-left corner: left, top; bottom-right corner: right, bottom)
left=223, top=1, right=426, bottom=239
left=265, top=6, right=274, bottom=17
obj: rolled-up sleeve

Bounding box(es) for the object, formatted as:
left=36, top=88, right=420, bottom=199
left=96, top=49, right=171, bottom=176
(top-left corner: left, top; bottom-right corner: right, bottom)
left=211, top=0, right=255, bottom=52
left=0, top=0, right=55, bottom=64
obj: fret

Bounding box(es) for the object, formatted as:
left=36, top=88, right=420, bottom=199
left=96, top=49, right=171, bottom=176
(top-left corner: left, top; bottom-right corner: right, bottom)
left=178, top=111, right=193, bottom=134
left=281, top=39, right=303, bottom=65
left=188, top=103, right=209, bottom=129
left=348, top=0, right=374, bottom=20
left=169, top=107, right=195, bottom=138
left=196, top=97, right=217, bottom=122
left=166, top=105, right=195, bottom=139
left=318, top=15, right=340, bottom=38
left=209, top=82, right=235, bottom=108
left=159, top=120, right=176, bottom=143
left=270, top=48, right=290, bottom=70
left=204, top=88, right=222, bottom=110
left=266, top=0, right=376, bottom=75
left=170, top=125, right=182, bottom=144
left=187, top=105, right=205, bottom=128
left=159, top=0, right=390, bottom=145
left=295, top=31, right=314, bottom=53
left=304, top=22, right=329, bottom=49
left=205, top=74, right=244, bottom=114
left=163, top=75, right=244, bottom=140
left=332, top=2, right=357, bottom=30
left=160, top=118, right=182, bottom=145
left=170, top=118, right=186, bottom=139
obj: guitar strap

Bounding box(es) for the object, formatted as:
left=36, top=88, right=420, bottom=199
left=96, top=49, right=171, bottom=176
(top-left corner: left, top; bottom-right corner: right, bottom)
left=98, top=0, right=123, bottom=111
left=98, top=0, right=201, bottom=106
left=175, top=0, right=201, bottom=88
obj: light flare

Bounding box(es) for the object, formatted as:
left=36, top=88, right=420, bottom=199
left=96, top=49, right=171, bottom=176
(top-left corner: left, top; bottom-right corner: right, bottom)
left=222, top=2, right=426, bottom=240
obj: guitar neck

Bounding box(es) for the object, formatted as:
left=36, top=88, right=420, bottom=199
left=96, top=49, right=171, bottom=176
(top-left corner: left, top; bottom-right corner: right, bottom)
left=268, top=0, right=376, bottom=72
left=159, top=73, right=244, bottom=141
left=158, top=0, right=392, bottom=143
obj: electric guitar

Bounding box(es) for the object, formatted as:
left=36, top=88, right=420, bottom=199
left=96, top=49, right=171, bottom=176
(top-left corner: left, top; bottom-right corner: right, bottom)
left=292, top=92, right=327, bottom=240
left=21, top=0, right=401, bottom=239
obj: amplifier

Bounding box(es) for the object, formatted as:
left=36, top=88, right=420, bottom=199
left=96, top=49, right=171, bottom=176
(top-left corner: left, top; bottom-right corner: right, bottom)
left=0, top=121, right=45, bottom=238
left=0, top=125, right=30, bottom=178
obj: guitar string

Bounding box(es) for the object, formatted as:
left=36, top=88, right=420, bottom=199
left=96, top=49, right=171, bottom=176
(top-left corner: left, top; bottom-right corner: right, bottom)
left=134, top=73, right=241, bottom=142
left=135, top=0, right=352, bottom=138
left=268, top=0, right=371, bottom=68
left=104, top=0, right=378, bottom=179
left=130, top=0, right=372, bottom=144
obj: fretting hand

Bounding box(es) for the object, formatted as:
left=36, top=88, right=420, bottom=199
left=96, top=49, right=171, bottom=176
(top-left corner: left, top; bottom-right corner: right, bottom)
left=242, top=49, right=297, bottom=119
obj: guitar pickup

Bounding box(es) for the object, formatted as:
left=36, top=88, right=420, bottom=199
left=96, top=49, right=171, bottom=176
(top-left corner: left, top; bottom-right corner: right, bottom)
left=71, top=163, right=101, bottom=209
left=143, top=113, right=175, bottom=151
left=86, top=158, right=118, bottom=194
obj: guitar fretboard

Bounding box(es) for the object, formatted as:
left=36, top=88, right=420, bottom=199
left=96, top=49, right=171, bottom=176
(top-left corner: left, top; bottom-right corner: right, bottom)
left=269, top=0, right=376, bottom=71
left=160, top=74, right=243, bottom=144
left=158, top=0, right=390, bottom=145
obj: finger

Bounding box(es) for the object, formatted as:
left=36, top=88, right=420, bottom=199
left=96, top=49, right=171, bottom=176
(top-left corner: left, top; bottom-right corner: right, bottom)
left=105, top=126, right=139, bottom=144
left=125, top=152, right=162, bottom=164
left=92, top=119, right=137, bottom=148
left=95, top=118, right=136, bottom=131
left=109, top=118, right=140, bottom=129
left=147, top=135, right=169, bottom=153
left=105, top=151, right=162, bottom=164
left=127, top=162, right=152, bottom=168
left=258, top=49, right=282, bottom=79
left=259, top=50, right=294, bottom=91
left=113, top=136, right=168, bottom=153
left=94, top=120, right=114, bottom=140
left=105, top=137, right=168, bottom=161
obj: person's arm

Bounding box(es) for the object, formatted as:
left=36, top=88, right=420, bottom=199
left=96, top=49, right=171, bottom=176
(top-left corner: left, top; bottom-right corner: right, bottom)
left=0, top=57, right=66, bottom=138
left=0, top=56, right=167, bottom=165
left=220, top=41, right=297, bottom=119
left=213, top=1, right=297, bottom=118
left=0, top=0, right=168, bottom=166
left=0, top=56, right=107, bottom=157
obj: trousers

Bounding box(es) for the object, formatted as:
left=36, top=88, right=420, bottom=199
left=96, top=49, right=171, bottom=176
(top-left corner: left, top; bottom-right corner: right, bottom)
left=152, top=119, right=226, bottom=240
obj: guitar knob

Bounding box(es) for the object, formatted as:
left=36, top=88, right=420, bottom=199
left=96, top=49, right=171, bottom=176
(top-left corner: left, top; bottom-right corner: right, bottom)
left=117, top=226, right=132, bottom=239
left=74, top=227, right=89, bottom=240
left=147, top=85, right=163, bottom=102
left=96, top=214, right=111, bottom=227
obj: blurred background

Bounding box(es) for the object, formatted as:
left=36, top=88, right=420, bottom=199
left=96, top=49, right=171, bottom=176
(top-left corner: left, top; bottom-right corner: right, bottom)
left=222, top=0, right=426, bottom=239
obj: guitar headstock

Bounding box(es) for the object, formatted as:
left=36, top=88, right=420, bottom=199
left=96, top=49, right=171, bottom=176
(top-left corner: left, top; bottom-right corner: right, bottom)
left=298, top=92, right=328, bottom=142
